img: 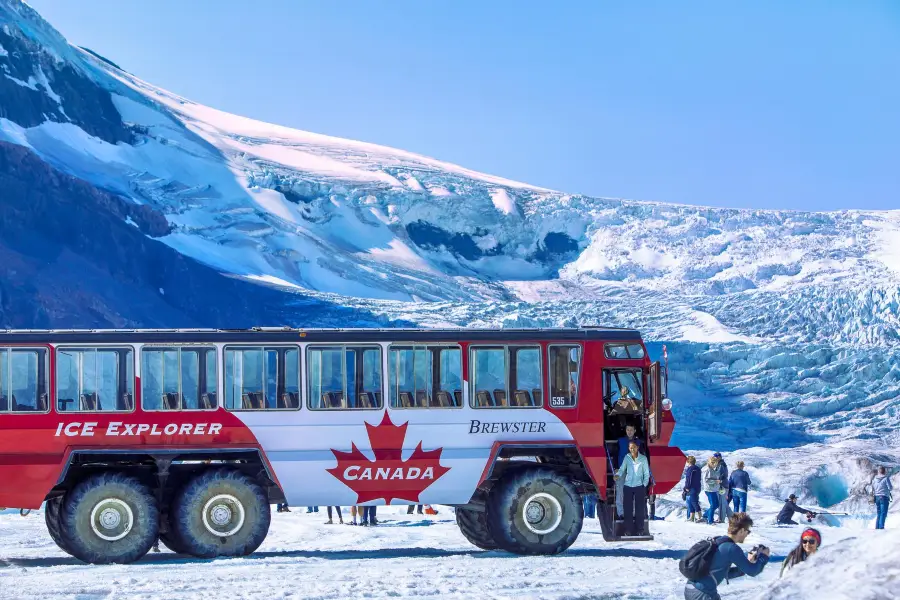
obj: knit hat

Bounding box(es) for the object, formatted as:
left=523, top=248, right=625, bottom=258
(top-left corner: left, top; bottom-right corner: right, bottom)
left=801, top=528, right=822, bottom=545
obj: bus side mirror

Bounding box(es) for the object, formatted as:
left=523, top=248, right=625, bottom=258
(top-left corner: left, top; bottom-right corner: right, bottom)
left=661, top=397, right=673, bottom=412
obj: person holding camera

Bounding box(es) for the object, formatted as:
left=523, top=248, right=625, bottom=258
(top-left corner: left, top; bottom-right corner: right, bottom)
left=776, top=494, right=816, bottom=525
left=681, top=512, right=770, bottom=600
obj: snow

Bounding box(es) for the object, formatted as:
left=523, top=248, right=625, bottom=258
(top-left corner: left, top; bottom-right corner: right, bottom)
left=489, top=188, right=516, bottom=215
left=0, top=41, right=7, bottom=57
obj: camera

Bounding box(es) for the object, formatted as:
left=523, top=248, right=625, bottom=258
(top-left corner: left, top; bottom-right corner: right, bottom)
left=749, top=544, right=769, bottom=555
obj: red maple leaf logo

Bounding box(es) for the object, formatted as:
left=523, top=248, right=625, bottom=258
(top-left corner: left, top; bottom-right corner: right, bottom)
left=327, top=411, right=450, bottom=504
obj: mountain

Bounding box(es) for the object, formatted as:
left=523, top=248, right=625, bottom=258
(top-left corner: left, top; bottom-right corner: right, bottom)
left=1, top=0, right=899, bottom=506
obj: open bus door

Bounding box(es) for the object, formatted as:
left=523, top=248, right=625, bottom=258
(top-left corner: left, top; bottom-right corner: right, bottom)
left=648, top=361, right=662, bottom=442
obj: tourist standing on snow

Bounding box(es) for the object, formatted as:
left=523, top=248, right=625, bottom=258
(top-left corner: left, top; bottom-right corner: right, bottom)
left=682, top=512, right=770, bottom=600
left=873, top=466, right=893, bottom=530
left=780, top=528, right=821, bottom=577
left=776, top=494, right=816, bottom=525
left=714, top=453, right=731, bottom=523
left=728, top=461, right=751, bottom=514
left=684, top=456, right=703, bottom=522
left=702, top=455, right=727, bottom=524
left=615, top=441, right=651, bottom=536
left=326, top=506, right=343, bottom=524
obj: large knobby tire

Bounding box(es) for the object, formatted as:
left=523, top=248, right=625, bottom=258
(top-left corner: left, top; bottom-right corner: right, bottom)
left=59, top=472, right=159, bottom=564
left=456, top=506, right=499, bottom=550
left=44, top=496, right=71, bottom=554
left=170, top=469, right=270, bottom=558
left=158, top=512, right=191, bottom=555
left=488, top=468, right=583, bottom=555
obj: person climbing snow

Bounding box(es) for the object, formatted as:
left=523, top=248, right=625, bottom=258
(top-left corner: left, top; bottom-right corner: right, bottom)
left=776, top=494, right=816, bottom=525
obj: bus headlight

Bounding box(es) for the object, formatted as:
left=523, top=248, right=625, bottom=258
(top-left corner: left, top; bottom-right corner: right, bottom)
left=661, top=397, right=673, bottom=411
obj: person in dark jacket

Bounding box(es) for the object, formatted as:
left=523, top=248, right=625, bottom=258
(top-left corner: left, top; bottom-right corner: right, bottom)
left=728, top=461, right=752, bottom=513
left=714, top=453, right=731, bottom=523
left=777, top=494, right=816, bottom=524
left=684, top=512, right=770, bottom=600
left=683, top=456, right=703, bottom=522
left=780, top=528, right=821, bottom=577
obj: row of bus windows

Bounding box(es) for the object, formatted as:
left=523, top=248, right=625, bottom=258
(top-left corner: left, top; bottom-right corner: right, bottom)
left=0, top=345, right=582, bottom=413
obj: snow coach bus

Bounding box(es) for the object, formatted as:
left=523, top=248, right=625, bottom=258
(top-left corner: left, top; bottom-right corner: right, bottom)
left=0, top=327, right=685, bottom=563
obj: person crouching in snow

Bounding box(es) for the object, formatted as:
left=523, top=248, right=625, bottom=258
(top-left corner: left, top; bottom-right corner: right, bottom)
left=776, top=494, right=816, bottom=525
left=683, top=456, right=703, bottom=522
left=728, top=461, right=751, bottom=514
left=780, top=527, right=821, bottom=577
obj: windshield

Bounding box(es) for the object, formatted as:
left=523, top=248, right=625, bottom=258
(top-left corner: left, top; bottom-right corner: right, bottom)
left=604, top=369, right=644, bottom=403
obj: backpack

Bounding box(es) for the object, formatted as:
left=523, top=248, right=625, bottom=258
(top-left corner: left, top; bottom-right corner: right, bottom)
left=679, top=537, right=721, bottom=581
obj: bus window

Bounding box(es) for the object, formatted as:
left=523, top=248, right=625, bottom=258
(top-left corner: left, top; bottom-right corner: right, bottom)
left=510, top=347, right=542, bottom=407
left=225, top=346, right=300, bottom=410
left=471, top=345, right=542, bottom=409
left=142, top=347, right=217, bottom=411
left=389, top=345, right=460, bottom=408
left=56, top=348, right=133, bottom=412
left=308, top=346, right=382, bottom=410
left=604, top=343, right=646, bottom=359
left=0, top=348, right=49, bottom=413
left=548, top=345, right=580, bottom=408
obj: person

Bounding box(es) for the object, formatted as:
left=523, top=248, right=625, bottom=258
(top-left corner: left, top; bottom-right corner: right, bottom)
left=326, top=506, right=343, bottom=524
left=609, top=385, right=642, bottom=415
left=702, top=455, right=726, bottom=524
left=683, top=512, right=770, bottom=600
left=776, top=494, right=816, bottom=525
left=684, top=456, right=703, bottom=522
left=583, top=492, right=598, bottom=519
left=780, top=528, right=821, bottom=577
left=349, top=505, right=359, bottom=525
left=728, top=461, right=751, bottom=514
left=616, top=423, right=644, bottom=517
left=872, top=466, right=892, bottom=530
left=361, top=505, right=378, bottom=526
left=615, top=440, right=651, bottom=536
left=407, top=505, right=424, bottom=515
left=714, top=453, right=731, bottom=523
left=306, top=506, right=319, bottom=514
left=277, top=503, right=291, bottom=513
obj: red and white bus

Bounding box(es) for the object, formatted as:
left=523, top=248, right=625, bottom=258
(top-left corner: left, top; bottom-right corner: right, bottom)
left=0, top=327, right=685, bottom=563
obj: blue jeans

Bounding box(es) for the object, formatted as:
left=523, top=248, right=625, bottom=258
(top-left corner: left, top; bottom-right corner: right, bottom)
left=687, top=490, right=701, bottom=515
left=875, top=496, right=890, bottom=530
left=732, top=490, right=748, bottom=513
left=583, top=493, right=597, bottom=519
left=704, top=492, right=719, bottom=524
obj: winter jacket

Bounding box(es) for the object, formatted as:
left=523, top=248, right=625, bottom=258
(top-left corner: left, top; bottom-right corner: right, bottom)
left=703, top=463, right=727, bottom=493
left=728, top=469, right=752, bottom=493
left=617, top=435, right=644, bottom=466
left=617, top=452, right=651, bottom=488
left=684, top=465, right=702, bottom=492
left=684, top=536, right=769, bottom=596
left=776, top=500, right=813, bottom=524
left=873, top=475, right=893, bottom=499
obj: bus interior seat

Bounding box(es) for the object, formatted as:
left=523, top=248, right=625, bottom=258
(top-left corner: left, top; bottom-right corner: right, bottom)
left=532, top=388, right=542, bottom=405
left=57, top=397, right=75, bottom=411
left=415, top=390, right=430, bottom=407
left=120, top=393, right=133, bottom=411
left=436, top=390, right=453, bottom=407
left=399, top=391, right=414, bottom=408
left=513, top=389, right=532, bottom=407
left=163, top=392, right=181, bottom=410
left=374, top=391, right=382, bottom=407
left=200, top=391, right=217, bottom=410
left=493, top=389, right=507, bottom=406
left=475, top=390, right=492, bottom=407
left=242, top=391, right=265, bottom=409
left=81, top=392, right=99, bottom=411
left=358, top=391, right=374, bottom=408
left=0, top=395, right=6, bottom=411
left=453, top=389, right=462, bottom=407
left=279, top=391, right=299, bottom=409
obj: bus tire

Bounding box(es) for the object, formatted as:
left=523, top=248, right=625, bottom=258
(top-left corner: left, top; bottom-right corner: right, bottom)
left=158, top=512, right=191, bottom=555
left=488, top=468, right=583, bottom=555
left=456, top=506, right=499, bottom=550
left=59, top=472, right=159, bottom=564
left=170, top=469, right=270, bottom=558
left=45, top=496, right=71, bottom=554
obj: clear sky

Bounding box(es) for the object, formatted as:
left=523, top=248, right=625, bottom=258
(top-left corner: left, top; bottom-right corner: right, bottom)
left=26, top=0, right=900, bottom=211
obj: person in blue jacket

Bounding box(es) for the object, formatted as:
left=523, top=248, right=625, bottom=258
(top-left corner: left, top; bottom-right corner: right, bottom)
left=684, top=513, right=770, bottom=600
left=727, top=461, right=752, bottom=513
left=683, top=456, right=703, bottom=522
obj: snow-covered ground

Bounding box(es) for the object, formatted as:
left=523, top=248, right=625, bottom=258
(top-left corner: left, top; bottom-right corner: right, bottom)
left=0, top=493, right=892, bottom=600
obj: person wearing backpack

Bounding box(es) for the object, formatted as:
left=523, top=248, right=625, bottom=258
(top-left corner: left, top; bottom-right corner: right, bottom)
left=681, top=512, right=770, bottom=600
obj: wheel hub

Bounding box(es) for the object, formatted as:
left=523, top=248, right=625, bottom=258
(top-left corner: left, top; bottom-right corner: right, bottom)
left=522, top=492, right=563, bottom=535
left=89, top=498, right=134, bottom=542
left=202, top=494, right=245, bottom=537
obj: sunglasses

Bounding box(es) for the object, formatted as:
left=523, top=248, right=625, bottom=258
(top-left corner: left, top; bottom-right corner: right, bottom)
left=802, top=538, right=818, bottom=546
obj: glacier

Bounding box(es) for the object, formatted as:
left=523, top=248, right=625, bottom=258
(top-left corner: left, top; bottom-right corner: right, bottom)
left=0, top=0, right=897, bottom=545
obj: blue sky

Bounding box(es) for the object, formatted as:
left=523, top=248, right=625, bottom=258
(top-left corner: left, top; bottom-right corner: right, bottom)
left=28, top=0, right=900, bottom=211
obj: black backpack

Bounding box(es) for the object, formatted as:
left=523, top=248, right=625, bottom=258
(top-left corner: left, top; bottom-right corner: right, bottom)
left=679, top=537, right=721, bottom=581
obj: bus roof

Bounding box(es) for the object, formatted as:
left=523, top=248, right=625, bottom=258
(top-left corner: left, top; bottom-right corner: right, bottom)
left=0, top=326, right=642, bottom=344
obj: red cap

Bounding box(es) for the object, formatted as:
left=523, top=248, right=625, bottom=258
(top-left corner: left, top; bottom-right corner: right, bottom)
left=801, top=528, right=821, bottom=545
